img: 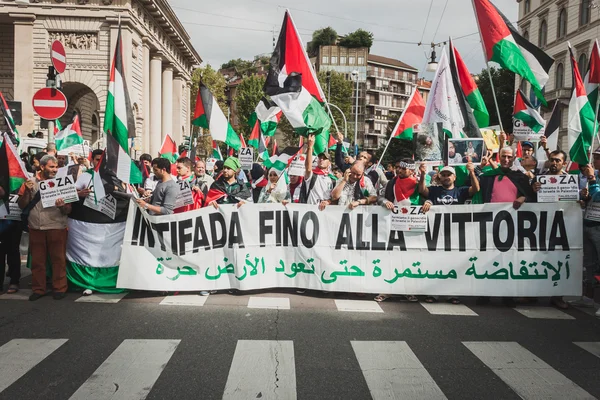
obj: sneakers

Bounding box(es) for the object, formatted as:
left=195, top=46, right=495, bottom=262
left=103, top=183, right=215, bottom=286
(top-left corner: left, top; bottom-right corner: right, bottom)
left=52, top=292, right=66, bottom=300
left=83, top=289, right=93, bottom=296
left=28, top=292, right=44, bottom=301
left=200, top=291, right=209, bottom=296
left=569, top=297, right=595, bottom=308
left=596, top=308, right=600, bottom=318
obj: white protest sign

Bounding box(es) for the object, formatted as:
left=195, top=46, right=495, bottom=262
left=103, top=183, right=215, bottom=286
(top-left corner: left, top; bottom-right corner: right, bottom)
left=206, top=158, right=217, bottom=171
left=537, top=174, right=579, bottom=202
left=239, top=147, right=253, bottom=170
left=585, top=202, right=600, bottom=222
left=84, top=193, right=117, bottom=220
left=0, top=194, right=22, bottom=220
left=57, top=143, right=91, bottom=157
left=175, top=180, right=194, bottom=209
left=391, top=205, right=427, bottom=231
left=513, top=119, right=545, bottom=142
left=118, top=202, right=582, bottom=297
left=39, top=175, right=79, bottom=208
left=289, top=154, right=306, bottom=176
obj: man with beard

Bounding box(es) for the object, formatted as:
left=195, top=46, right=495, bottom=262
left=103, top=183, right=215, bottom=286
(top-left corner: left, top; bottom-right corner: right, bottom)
left=136, top=158, right=178, bottom=215
left=300, top=135, right=334, bottom=210
left=206, top=157, right=252, bottom=208
left=330, top=161, right=376, bottom=209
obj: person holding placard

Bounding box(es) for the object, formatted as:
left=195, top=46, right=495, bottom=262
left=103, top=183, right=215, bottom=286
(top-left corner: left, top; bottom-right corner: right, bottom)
left=257, top=168, right=290, bottom=204
left=18, top=155, right=72, bottom=301
left=136, top=158, right=177, bottom=216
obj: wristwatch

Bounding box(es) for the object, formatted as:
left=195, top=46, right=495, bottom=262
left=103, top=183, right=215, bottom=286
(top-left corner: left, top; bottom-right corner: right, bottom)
left=143, top=203, right=149, bottom=210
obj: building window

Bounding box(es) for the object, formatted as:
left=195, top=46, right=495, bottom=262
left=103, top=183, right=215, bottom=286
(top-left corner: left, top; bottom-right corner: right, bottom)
left=358, top=56, right=364, bottom=65
left=555, top=63, right=564, bottom=89
left=524, top=0, right=530, bottom=14
left=322, top=56, right=328, bottom=64
left=349, top=56, right=355, bottom=64
left=557, top=9, right=567, bottom=39
left=340, top=56, right=346, bottom=64
left=580, top=0, right=591, bottom=26
left=523, top=30, right=529, bottom=40
left=579, top=52, right=588, bottom=73
left=331, top=56, right=337, bottom=64
left=538, top=19, right=547, bottom=47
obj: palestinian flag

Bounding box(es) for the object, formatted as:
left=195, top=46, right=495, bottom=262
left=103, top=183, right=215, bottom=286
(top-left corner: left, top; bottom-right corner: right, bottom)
left=472, top=0, right=554, bottom=104
left=0, top=132, right=28, bottom=211
left=272, top=138, right=278, bottom=156
left=55, top=113, right=84, bottom=151
left=327, top=133, right=337, bottom=150
left=239, top=132, right=247, bottom=148
left=159, top=134, right=178, bottom=162
left=449, top=39, right=489, bottom=128
left=391, top=88, right=426, bottom=140
left=105, top=131, right=143, bottom=184
left=568, top=44, right=597, bottom=165
left=513, top=89, right=545, bottom=133
left=264, top=10, right=331, bottom=154
left=584, top=39, right=600, bottom=118
left=263, top=146, right=301, bottom=170
left=0, top=91, right=18, bottom=139
left=192, top=86, right=241, bottom=150
left=103, top=23, right=135, bottom=153
left=54, top=119, right=62, bottom=135
left=248, top=98, right=282, bottom=142
left=537, top=101, right=560, bottom=161
left=212, top=140, right=223, bottom=161
left=85, top=151, right=106, bottom=205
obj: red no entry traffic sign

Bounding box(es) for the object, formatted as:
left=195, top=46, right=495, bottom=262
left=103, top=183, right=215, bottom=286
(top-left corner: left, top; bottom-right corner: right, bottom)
left=50, top=40, right=66, bottom=74
left=32, top=88, right=68, bottom=120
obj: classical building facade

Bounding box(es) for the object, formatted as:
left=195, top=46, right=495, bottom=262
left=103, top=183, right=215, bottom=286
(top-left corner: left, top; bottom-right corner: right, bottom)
left=516, top=0, right=596, bottom=150
left=0, top=0, right=201, bottom=157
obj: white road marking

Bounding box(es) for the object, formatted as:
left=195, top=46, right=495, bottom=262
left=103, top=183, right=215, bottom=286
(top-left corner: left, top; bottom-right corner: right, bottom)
left=574, top=342, right=600, bottom=359
left=463, top=341, right=594, bottom=399
left=515, top=306, right=575, bottom=319
left=334, top=300, right=383, bottom=313
left=223, top=340, right=296, bottom=400
left=420, top=302, right=478, bottom=316
left=75, top=293, right=127, bottom=303
left=159, top=294, right=208, bottom=306
left=247, top=296, right=290, bottom=310
left=351, top=341, right=446, bottom=399
left=69, top=339, right=180, bottom=400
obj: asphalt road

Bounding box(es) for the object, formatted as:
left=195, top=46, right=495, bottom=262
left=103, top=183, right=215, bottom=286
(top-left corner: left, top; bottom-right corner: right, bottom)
left=1, top=279, right=599, bottom=400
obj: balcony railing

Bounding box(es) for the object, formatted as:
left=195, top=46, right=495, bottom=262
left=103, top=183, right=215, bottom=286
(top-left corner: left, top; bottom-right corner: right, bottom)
left=366, top=85, right=412, bottom=95
left=364, top=130, right=387, bottom=137
left=366, top=68, right=417, bottom=83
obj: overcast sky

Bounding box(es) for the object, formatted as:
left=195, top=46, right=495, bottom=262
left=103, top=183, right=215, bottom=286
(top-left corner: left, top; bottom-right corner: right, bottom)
left=171, top=0, right=518, bottom=79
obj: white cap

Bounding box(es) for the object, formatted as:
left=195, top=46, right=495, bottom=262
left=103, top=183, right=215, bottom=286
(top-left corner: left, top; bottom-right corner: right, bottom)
left=440, top=166, right=456, bottom=175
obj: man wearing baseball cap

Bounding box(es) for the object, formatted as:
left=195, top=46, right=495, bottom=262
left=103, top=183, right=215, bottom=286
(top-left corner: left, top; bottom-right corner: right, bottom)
left=521, top=141, right=535, bottom=157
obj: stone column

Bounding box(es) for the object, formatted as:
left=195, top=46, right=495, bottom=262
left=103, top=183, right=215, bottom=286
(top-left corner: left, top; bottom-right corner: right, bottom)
left=185, top=82, right=191, bottom=138
left=172, top=73, right=184, bottom=144
left=149, top=54, right=163, bottom=156
left=161, top=65, right=173, bottom=145
left=142, top=39, right=150, bottom=153
left=12, top=13, right=35, bottom=135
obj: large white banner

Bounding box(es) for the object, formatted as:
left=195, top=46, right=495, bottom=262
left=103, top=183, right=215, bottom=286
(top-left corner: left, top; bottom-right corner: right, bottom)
left=117, top=202, right=583, bottom=296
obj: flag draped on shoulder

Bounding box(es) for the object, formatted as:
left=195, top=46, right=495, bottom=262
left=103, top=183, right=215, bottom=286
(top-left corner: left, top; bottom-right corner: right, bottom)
left=423, top=49, right=465, bottom=138
left=248, top=97, right=282, bottom=142
left=584, top=39, right=600, bottom=117
left=0, top=133, right=28, bottom=210
left=104, top=23, right=135, bottom=153
left=159, top=134, right=178, bottom=162
left=449, top=39, right=489, bottom=128
left=391, top=89, right=426, bottom=140
left=537, top=102, right=560, bottom=161
left=105, top=132, right=142, bottom=184
left=568, top=44, right=597, bottom=165
left=264, top=10, right=331, bottom=154
left=472, top=0, right=554, bottom=103
left=0, top=91, right=18, bottom=140
left=55, top=113, right=84, bottom=151
left=513, top=89, right=545, bottom=133
left=193, top=86, right=241, bottom=150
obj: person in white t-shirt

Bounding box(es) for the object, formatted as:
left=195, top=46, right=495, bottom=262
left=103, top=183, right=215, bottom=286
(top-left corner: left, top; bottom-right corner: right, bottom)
left=301, top=135, right=334, bottom=210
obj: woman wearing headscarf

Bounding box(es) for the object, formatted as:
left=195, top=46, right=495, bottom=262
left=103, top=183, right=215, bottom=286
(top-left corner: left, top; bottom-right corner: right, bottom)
left=258, top=168, right=291, bottom=204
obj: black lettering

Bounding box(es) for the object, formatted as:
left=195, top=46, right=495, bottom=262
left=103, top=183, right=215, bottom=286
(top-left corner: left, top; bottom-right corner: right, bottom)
left=444, top=213, right=451, bottom=251
left=228, top=212, right=245, bottom=248
left=282, top=211, right=298, bottom=247
left=452, top=213, right=472, bottom=252
left=371, top=214, right=386, bottom=251
left=170, top=221, right=178, bottom=254
left=300, top=211, right=319, bottom=248
left=131, top=208, right=142, bottom=245
left=259, top=211, right=274, bottom=248
left=209, top=213, right=227, bottom=249
left=275, top=210, right=282, bottom=246
left=517, top=211, right=537, bottom=251
left=335, top=213, right=353, bottom=250
left=140, top=216, right=155, bottom=248
left=539, top=211, right=547, bottom=251
left=193, top=216, right=210, bottom=252
left=356, top=214, right=370, bottom=250
left=425, top=213, right=442, bottom=251
left=549, top=211, right=569, bottom=251
left=178, top=219, right=193, bottom=256
left=493, top=211, right=514, bottom=252
left=387, top=230, right=406, bottom=251
left=151, top=222, right=169, bottom=251
left=472, top=212, right=493, bottom=251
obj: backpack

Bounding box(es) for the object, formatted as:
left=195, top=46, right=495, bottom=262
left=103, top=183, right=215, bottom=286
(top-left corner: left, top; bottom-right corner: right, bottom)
left=299, top=174, right=336, bottom=204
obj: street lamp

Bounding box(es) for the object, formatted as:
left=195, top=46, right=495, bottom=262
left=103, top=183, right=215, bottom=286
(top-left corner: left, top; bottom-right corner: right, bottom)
left=327, top=102, right=348, bottom=138
left=426, top=46, right=438, bottom=72
left=351, top=70, right=359, bottom=148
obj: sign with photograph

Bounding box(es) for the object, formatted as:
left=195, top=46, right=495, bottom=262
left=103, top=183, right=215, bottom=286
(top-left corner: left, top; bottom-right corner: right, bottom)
left=447, top=138, right=486, bottom=166
left=414, top=123, right=443, bottom=163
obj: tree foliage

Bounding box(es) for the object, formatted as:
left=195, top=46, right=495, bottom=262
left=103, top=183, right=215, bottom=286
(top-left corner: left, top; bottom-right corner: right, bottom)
left=317, top=70, right=353, bottom=140
left=234, top=75, right=266, bottom=140
left=338, top=29, right=374, bottom=49
left=476, top=67, right=515, bottom=132
left=307, top=27, right=338, bottom=56
left=221, top=56, right=271, bottom=76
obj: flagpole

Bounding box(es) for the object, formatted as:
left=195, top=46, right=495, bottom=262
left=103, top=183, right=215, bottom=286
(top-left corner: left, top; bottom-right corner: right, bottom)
left=471, top=0, right=504, bottom=133
left=375, top=88, right=417, bottom=170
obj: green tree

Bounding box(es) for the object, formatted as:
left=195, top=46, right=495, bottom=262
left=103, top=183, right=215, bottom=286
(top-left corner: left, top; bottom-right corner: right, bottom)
left=307, top=27, right=338, bottom=56
left=234, top=75, right=266, bottom=140
left=375, top=113, right=414, bottom=164
left=190, top=64, right=227, bottom=156
left=476, top=67, right=515, bottom=132
left=220, top=58, right=259, bottom=76
left=338, top=29, right=374, bottom=49
left=317, top=70, right=353, bottom=140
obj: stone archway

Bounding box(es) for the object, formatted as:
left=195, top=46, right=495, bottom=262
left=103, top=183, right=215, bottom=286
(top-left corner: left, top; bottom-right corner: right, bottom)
left=60, top=82, right=101, bottom=148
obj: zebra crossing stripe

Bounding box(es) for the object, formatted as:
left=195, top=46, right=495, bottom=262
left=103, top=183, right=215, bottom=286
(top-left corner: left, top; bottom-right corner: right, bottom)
left=68, top=339, right=180, bottom=400
left=463, top=342, right=594, bottom=400
left=223, top=340, right=296, bottom=400
left=334, top=300, right=383, bottom=313
left=574, top=342, right=600, bottom=359
left=351, top=341, right=447, bottom=400
left=0, top=339, right=68, bottom=393
left=419, top=302, right=478, bottom=316
left=514, top=306, right=575, bottom=319
left=247, top=296, right=290, bottom=310
left=75, top=293, right=127, bottom=304
left=160, top=294, right=208, bottom=306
